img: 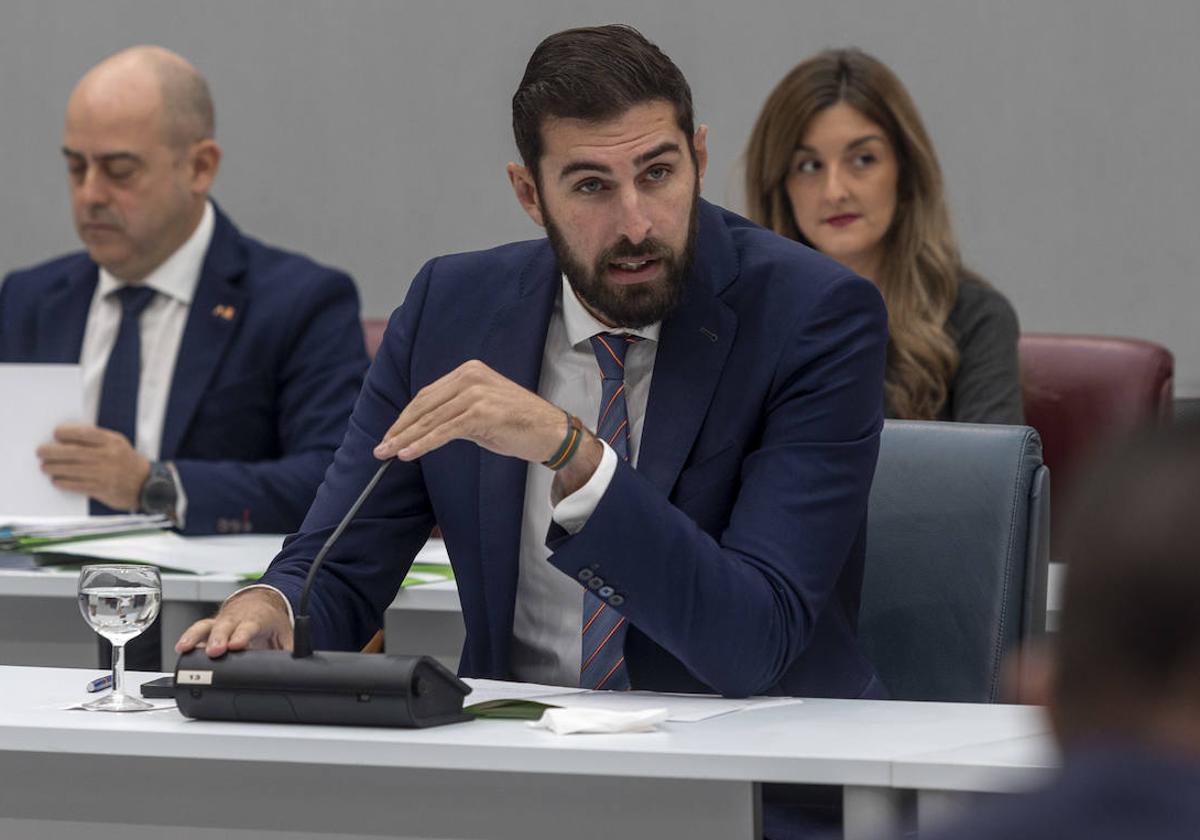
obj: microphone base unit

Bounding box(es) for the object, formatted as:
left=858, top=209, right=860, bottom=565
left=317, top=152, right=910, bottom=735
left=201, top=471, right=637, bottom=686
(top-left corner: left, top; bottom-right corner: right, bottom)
left=174, top=649, right=474, bottom=728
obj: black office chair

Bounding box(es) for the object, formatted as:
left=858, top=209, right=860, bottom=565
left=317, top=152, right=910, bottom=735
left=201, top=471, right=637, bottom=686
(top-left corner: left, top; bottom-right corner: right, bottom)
left=859, top=420, right=1050, bottom=702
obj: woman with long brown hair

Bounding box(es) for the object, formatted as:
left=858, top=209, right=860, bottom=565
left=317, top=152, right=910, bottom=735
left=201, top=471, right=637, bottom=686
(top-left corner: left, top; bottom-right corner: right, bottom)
left=745, top=48, right=1022, bottom=422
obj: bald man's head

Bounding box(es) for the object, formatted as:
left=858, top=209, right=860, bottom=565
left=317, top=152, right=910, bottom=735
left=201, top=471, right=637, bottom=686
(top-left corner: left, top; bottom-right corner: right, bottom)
left=62, top=46, right=221, bottom=282
left=72, top=46, right=214, bottom=150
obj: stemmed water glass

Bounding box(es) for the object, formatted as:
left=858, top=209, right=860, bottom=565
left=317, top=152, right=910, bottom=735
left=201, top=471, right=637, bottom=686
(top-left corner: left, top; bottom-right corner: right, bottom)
left=77, top=564, right=162, bottom=711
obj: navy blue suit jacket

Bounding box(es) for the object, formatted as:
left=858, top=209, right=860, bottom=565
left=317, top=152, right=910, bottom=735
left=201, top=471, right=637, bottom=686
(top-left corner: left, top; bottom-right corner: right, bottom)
left=262, top=200, right=887, bottom=698
left=0, top=204, right=369, bottom=535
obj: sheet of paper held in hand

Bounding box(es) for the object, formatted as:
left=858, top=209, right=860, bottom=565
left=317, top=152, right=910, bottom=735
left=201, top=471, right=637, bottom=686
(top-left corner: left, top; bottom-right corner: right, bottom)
left=0, top=364, right=87, bottom=517
left=464, top=678, right=804, bottom=722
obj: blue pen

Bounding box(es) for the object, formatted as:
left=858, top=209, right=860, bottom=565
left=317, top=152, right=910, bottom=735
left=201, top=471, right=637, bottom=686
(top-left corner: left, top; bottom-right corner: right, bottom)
left=86, top=674, right=113, bottom=693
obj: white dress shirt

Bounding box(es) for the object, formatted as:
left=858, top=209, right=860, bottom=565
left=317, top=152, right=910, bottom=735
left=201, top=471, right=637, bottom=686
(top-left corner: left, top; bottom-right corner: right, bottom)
left=79, top=201, right=214, bottom=517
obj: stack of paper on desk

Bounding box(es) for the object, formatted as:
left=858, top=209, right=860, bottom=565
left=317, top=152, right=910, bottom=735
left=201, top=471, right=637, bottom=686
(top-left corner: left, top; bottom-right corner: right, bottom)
left=463, top=678, right=804, bottom=722
left=20, top=530, right=455, bottom=587
left=25, top=530, right=278, bottom=575
left=0, top=514, right=171, bottom=550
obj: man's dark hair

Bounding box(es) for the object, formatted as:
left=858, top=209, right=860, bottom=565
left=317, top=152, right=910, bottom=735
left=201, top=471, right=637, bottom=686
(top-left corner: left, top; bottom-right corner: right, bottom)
left=512, top=25, right=695, bottom=179
left=1053, top=419, right=1200, bottom=744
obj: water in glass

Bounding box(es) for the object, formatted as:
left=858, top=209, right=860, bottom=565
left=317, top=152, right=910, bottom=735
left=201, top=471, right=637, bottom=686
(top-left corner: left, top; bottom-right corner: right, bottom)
left=76, top=564, right=162, bottom=712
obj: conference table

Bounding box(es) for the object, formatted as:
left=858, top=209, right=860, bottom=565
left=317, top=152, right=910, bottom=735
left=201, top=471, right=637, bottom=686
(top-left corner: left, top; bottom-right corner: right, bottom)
left=0, top=534, right=1064, bottom=670
left=0, top=535, right=466, bottom=670
left=0, top=665, right=1056, bottom=840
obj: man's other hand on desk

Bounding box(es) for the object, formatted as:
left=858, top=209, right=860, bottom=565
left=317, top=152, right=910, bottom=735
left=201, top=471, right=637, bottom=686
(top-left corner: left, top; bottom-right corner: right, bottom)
left=37, top=423, right=150, bottom=511
left=175, top=588, right=293, bottom=657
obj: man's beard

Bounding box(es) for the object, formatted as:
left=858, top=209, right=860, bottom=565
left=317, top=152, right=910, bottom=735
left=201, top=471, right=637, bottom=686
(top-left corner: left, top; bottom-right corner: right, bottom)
left=542, top=189, right=699, bottom=329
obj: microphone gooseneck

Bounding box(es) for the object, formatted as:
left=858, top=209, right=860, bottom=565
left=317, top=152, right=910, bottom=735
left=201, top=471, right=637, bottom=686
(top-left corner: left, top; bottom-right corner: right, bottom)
left=293, top=458, right=395, bottom=658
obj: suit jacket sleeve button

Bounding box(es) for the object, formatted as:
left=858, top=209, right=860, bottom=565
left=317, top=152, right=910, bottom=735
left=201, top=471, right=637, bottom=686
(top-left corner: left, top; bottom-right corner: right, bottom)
left=588, top=576, right=604, bottom=590
left=578, top=568, right=593, bottom=582
left=608, top=594, right=624, bottom=607
left=597, top=585, right=614, bottom=598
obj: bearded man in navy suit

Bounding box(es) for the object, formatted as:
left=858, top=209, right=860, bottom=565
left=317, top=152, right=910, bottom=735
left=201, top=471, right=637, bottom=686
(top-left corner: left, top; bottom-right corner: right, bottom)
left=0, top=46, right=368, bottom=536
left=179, top=26, right=888, bottom=837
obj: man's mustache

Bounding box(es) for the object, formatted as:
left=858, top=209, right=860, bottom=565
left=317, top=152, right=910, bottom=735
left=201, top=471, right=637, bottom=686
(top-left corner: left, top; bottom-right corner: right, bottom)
left=601, top=237, right=672, bottom=263
left=80, top=210, right=122, bottom=227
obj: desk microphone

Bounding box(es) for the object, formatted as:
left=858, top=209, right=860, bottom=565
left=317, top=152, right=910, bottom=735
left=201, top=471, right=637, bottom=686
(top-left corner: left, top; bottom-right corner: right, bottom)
left=174, top=459, right=472, bottom=728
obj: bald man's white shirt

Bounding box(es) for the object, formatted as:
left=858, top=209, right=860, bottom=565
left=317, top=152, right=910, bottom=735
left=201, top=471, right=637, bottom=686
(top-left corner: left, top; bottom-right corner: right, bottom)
left=79, top=200, right=213, bottom=519
left=80, top=201, right=213, bottom=461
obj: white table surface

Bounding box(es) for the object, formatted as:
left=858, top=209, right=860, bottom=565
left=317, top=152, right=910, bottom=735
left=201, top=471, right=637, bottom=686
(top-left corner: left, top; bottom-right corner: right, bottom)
left=0, top=665, right=1051, bottom=787
left=0, top=666, right=1056, bottom=840
left=893, top=732, right=1059, bottom=793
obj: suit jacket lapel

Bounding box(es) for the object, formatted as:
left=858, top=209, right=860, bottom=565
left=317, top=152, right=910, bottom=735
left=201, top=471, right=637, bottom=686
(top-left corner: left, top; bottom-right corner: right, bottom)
left=159, top=207, right=248, bottom=459
left=638, top=201, right=738, bottom=497
left=476, top=242, right=559, bottom=656
left=40, top=261, right=98, bottom=362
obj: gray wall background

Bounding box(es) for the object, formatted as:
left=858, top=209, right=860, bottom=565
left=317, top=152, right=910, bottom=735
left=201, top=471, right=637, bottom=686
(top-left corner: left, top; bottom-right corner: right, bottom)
left=3, top=1, right=1198, bottom=394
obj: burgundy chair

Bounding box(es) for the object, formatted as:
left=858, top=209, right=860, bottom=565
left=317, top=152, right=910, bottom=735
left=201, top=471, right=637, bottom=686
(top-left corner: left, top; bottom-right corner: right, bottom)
left=362, top=318, right=388, bottom=360
left=1019, top=334, right=1173, bottom=548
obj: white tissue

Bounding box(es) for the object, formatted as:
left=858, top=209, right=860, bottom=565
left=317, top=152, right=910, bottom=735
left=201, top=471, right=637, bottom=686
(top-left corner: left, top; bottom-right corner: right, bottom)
left=530, top=706, right=670, bottom=735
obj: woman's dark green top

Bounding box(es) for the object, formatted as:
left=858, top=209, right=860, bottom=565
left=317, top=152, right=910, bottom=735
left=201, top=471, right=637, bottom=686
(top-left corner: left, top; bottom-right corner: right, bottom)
left=887, top=274, right=1025, bottom=424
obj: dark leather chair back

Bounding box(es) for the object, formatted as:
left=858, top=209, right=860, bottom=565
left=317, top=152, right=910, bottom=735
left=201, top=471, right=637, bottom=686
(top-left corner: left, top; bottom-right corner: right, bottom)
left=860, top=421, right=1049, bottom=702
left=363, top=318, right=389, bottom=360
left=1019, top=333, right=1173, bottom=512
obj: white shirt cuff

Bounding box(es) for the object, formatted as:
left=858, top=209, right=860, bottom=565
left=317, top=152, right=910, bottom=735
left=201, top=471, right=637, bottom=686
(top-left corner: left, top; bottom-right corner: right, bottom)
left=228, top=583, right=296, bottom=628
left=551, top=439, right=617, bottom=534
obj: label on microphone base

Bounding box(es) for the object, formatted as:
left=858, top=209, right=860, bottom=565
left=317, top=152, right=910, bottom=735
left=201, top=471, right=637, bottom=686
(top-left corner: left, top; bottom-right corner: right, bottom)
left=178, top=670, right=214, bottom=685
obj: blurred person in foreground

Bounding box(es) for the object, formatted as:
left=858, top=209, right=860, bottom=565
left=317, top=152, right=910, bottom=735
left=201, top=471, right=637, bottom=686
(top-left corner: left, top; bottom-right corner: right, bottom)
left=922, top=418, right=1200, bottom=839
left=745, top=48, right=1022, bottom=423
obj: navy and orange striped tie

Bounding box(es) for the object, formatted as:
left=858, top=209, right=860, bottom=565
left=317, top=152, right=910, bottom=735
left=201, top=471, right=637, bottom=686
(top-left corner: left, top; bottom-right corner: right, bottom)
left=581, top=333, right=640, bottom=690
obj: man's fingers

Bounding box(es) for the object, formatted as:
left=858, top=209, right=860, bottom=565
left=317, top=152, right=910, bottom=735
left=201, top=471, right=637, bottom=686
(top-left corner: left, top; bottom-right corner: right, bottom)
left=386, top=393, right=478, bottom=459
left=53, top=424, right=112, bottom=446
left=379, top=372, right=465, bottom=449
left=37, top=444, right=90, bottom=464
left=376, top=361, right=495, bottom=455
left=226, top=620, right=264, bottom=651
left=49, top=477, right=95, bottom=495
left=203, top=616, right=239, bottom=657
left=175, top=619, right=215, bottom=653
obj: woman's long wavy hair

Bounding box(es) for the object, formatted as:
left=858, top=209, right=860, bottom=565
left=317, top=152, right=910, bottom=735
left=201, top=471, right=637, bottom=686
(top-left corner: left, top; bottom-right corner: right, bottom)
left=745, top=48, right=962, bottom=420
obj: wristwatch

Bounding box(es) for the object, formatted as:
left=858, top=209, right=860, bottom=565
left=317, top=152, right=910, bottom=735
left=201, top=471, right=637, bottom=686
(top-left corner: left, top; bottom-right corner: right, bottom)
left=139, top=461, right=179, bottom=517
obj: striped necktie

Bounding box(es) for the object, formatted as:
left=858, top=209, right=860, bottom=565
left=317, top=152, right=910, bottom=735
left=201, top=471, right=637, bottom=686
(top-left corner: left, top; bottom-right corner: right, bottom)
left=581, top=332, right=640, bottom=690
left=91, top=285, right=157, bottom=515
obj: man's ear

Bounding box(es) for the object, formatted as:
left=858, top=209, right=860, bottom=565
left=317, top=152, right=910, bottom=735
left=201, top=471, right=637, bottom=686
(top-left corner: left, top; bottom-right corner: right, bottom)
left=189, top=139, right=221, bottom=195
left=506, top=162, right=545, bottom=228
left=693, top=124, right=709, bottom=192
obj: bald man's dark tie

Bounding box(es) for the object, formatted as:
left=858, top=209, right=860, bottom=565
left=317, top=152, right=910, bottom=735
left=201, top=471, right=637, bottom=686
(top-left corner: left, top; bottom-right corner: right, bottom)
left=93, top=285, right=163, bottom=670
left=91, top=285, right=156, bottom=516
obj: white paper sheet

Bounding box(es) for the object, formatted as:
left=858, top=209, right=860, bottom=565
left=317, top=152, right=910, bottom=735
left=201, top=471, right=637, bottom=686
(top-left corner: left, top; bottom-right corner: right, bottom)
left=463, top=678, right=804, bottom=722
left=31, top=531, right=285, bottom=576
left=0, top=364, right=87, bottom=517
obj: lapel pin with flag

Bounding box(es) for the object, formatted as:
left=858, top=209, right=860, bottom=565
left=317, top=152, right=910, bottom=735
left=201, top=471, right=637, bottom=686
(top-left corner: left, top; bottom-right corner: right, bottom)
left=212, top=304, right=236, bottom=321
